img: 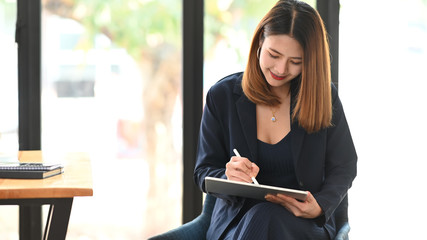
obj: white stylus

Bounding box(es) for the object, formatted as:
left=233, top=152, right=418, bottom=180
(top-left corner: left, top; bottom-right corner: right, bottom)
left=233, top=148, right=259, bottom=185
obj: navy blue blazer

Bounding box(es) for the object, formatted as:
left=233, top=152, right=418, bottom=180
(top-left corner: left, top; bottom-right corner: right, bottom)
left=194, top=72, right=357, bottom=239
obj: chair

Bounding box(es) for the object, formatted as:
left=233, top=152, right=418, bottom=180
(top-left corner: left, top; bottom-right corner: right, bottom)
left=149, top=194, right=350, bottom=240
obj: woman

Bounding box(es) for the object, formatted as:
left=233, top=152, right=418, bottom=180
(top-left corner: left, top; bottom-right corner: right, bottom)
left=194, top=0, right=357, bottom=239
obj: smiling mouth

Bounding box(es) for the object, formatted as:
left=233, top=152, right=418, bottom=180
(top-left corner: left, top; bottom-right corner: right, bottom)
left=270, top=71, right=286, bottom=80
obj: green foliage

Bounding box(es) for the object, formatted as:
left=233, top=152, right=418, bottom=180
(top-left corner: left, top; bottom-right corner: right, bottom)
left=44, top=0, right=318, bottom=62
left=52, top=0, right=181, bottom=61
left=204, top=0, right=278, bottom=62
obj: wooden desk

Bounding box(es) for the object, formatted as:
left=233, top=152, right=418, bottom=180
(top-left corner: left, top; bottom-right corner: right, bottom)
left=0, top=151, right=93, bottom=240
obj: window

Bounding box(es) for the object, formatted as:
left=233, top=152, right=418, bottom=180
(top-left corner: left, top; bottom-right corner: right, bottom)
left=0, top=0, right=19, bottom=155
left=339, top=0, right=427, bottom=238
left=41, top=0, right=182, bottom=238
left=0, top=0, right=19, bottom=238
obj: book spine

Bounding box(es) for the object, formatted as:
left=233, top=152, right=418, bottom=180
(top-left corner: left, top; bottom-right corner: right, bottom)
left=0, top=171, right=43, bottom=179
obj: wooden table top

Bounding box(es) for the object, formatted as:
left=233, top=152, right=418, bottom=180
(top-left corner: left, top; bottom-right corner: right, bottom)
left=0, top=151, right=93, bottom=199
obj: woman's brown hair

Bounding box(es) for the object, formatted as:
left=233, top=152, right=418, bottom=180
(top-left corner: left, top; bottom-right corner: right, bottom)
left=242, top=0, right=332, bottom=133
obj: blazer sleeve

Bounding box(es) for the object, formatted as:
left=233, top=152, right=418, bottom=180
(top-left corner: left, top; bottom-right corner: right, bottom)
left=193, top=83, right=239, bottom=203
left=314, top=85, right=358, bottom=225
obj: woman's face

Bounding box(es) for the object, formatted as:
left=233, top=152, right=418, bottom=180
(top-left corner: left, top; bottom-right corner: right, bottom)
left=259, top=34, right=303, bottom=91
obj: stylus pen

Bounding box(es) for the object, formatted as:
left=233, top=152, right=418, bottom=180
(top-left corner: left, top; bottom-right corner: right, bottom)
left=233, top=148, right=259, bottom=185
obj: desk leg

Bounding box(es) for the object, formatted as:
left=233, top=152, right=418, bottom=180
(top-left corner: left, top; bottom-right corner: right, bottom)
left=43, top=198, right=74, bottom=240
left=19, top=205, right=42, bottom=240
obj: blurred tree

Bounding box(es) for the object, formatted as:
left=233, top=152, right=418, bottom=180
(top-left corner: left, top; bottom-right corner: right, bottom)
left=43, top=0, right=183, bottom=236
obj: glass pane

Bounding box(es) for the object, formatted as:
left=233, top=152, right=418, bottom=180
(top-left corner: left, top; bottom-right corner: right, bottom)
left=204, top=0, right=316, bottom=93
left=0, top=0, right=19, bottom=154
left=339, top=0, right=427, bottom=239
left=41, top=0, right=182, bottom=238
left=0, top=0, right=19, bottom=238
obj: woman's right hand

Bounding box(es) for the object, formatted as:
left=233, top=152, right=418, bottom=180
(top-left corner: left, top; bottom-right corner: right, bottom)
left=225, top=156, right=259, bottom=183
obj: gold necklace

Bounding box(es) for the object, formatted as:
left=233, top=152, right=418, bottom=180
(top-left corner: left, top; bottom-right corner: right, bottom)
left=270, top=106, right=278, bottom=122
left=269, top=92, right=289, bottom=123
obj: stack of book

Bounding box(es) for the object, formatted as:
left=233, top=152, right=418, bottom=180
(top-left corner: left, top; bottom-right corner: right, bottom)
left=0, top=162, right=64, bottom=179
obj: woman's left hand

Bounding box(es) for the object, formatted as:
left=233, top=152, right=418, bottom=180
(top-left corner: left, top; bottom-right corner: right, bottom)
left=265, top=191, right=323, bottom=219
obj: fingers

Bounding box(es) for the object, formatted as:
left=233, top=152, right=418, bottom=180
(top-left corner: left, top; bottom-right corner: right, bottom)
left=265, top=192, right=322, bottom=219
left=226, top=156, right=257, bottom=183
left=229, top=156, right=253, bottom=169
left=265, top=193, right=296, bottom=207
left=251, top=162, right=260, bottom=177
left=225, top=168, right=251, bottom=182
left=265, top=194, right=302, bottom=217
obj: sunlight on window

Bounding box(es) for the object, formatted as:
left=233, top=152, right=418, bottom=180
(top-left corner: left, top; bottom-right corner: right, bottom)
left=340, top=0, right=427, bottom=239
left=41, top=0, right=182, bottom=238
left=0, top=0, right=19, bottom=238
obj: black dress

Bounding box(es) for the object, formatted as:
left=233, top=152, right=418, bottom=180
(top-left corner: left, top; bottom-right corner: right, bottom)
left=221, top=133, right=331, bottom=240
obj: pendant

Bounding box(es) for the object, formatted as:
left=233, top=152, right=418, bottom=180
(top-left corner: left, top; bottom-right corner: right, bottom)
left=271, top=116, right=276, bottom=122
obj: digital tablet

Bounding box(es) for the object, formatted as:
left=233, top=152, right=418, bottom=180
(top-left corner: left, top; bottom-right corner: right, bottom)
left=205, top=176, right=307, bottom=201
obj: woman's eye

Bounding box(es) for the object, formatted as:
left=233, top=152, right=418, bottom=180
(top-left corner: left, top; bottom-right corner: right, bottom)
left=291, top=61, right=302, bottom=65
left=268, top=52, right=279, bottom=59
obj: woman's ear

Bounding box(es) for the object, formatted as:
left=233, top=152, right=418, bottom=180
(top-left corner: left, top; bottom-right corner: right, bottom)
left=258, top=36, right=264, bottom=59
left=258, top=30, right=264, bottom=48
